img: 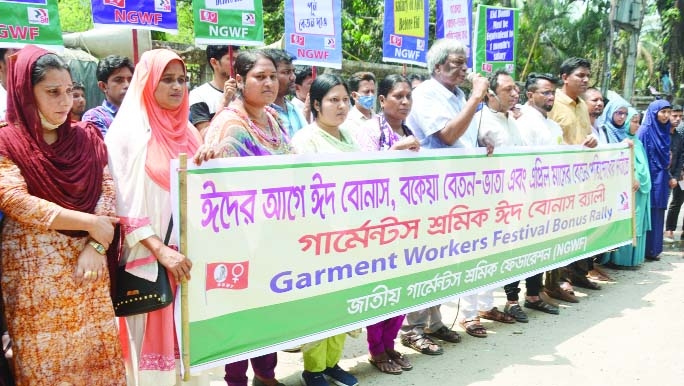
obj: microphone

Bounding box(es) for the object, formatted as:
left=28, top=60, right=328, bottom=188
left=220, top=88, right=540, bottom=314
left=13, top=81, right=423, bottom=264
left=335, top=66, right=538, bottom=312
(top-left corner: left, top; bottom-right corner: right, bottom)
left=467, top=72, right=496, bottom=96
left=466, top=72, right=496, bottom=98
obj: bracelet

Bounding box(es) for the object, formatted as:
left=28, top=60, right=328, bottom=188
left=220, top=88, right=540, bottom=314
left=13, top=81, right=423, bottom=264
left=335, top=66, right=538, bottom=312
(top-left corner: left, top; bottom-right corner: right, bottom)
left=88, top=239, right=106, bottom=255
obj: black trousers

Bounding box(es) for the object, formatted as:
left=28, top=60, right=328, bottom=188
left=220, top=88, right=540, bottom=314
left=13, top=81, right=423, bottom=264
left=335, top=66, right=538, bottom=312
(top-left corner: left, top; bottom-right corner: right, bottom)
left=504, top=272, right=543, bottom=301
left=666, top=186, right=684, bottom=231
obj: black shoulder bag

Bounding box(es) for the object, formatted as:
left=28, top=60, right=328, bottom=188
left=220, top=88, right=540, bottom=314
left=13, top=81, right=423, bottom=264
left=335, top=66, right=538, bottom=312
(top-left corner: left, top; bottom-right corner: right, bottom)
left=112, top=218, right=174, bottom=317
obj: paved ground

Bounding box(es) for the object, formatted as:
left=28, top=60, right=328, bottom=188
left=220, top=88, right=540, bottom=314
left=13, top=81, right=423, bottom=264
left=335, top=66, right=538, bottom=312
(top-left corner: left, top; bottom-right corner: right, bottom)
left=192, top=245, right=684, bottom=386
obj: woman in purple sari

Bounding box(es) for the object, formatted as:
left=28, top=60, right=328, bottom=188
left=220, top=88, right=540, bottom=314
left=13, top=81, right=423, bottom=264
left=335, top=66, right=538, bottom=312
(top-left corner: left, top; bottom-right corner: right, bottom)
left=352, top=75, right=420, bottom=375
left=638, top=99, right=672, bottom=260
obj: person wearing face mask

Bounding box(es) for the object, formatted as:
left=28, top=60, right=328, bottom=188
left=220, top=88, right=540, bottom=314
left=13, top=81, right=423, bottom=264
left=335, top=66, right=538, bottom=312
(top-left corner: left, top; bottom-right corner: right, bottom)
left=343, top=71, right=377, bottom=132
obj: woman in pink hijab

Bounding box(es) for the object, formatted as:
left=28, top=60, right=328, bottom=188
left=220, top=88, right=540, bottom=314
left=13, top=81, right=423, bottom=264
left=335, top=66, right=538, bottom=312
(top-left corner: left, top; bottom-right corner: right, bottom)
left=106, top=49, right=201, bottom=385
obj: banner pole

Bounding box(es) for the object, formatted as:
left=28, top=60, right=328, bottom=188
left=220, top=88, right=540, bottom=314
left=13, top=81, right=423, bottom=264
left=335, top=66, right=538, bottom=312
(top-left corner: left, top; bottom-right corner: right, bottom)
left=630, top=146, right=636, bottom=246
left=179, top=153, right=191, bottom=380
left=132, top=29, right=139, bottom=64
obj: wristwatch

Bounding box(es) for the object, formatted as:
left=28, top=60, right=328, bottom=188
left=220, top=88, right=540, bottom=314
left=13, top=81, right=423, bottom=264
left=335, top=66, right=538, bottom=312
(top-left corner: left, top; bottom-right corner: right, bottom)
left=88, top=239, right=106, bottom=255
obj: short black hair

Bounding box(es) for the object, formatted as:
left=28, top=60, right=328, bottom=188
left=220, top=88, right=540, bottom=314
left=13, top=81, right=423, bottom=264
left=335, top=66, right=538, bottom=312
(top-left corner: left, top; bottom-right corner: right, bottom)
left=310, top=74, right=349, bottom=119
left=347, top=71, right=376, bottom=93
left=525, top=72, right=560, bottom=92
left=407, top=73, right=426, bottom=83
left=672, top=104, right=683, bottom=112
left=295, top=66, right=312, bottom=85
left=96, top=55, right=134, bottom=83
left=0, top=48, right=8, bottom=63
left=260, top=48, right=294, bottom=66
left=72, top=81, right=85, bottom=91
left=206, top=45, right=239, bottom=71
left=489, top=69, right=511, bottom=93
left=559, top=57, right=591, bottom=77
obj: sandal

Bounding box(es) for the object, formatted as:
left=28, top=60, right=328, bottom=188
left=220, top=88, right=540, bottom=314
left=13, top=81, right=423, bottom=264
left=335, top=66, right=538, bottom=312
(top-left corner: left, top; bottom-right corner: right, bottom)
left=368, top=353, right=402, bottom=375
left=426, top=325, right=462, bottom=343
left=478, top=306, right=516, bottom=324
left=524, top=299, right=560, bottom=315
left=459, top=318, right=487, bottom=338
left=386, top=349, right=413, bottom=371
left=400, top=333, right=443, bottom=355
left=560, top=281, right=575, bottom=295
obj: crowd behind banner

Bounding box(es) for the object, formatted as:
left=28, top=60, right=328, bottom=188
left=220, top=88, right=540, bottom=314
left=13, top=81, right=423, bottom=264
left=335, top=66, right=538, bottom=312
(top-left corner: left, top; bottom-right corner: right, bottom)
left=0, top=32, right=682, bottom=386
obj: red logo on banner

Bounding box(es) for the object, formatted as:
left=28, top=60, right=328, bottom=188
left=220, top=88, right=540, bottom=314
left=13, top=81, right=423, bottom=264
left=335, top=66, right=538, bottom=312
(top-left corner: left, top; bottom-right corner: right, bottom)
left=389, top=34, right=403, bottom=48
left=200, top=9, right=218, bottom=24
left=206, top=262, right=249, bottom=291
left=481, top=63, right=493, bottom=73
left=290, top=33, right=305, bottom=46
left=103, top=0, right=125, bottom=8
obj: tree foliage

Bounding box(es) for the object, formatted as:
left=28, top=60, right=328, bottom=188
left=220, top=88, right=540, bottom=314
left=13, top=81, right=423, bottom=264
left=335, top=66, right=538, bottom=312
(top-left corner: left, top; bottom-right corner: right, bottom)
left=56, top=0, right=675, bottom=97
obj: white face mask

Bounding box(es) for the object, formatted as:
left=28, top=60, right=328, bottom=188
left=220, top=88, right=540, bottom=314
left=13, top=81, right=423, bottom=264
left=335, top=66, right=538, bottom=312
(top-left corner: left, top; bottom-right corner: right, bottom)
left=39, top=111, right=61, bottom=131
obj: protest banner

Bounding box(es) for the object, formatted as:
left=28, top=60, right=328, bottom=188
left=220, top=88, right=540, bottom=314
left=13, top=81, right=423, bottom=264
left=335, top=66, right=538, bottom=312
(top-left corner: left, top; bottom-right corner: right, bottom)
left=473, top=4, right=518, bottom=77
left=91, top=0, right=178, bottom=33
left=173, top=145, right=633, bottom=372
left=436, top=0, right=473, bottom=68
left=193, top=0, right=264, bottom=46
left=382, top=0, right=428, bottom=67
left=284, top=0, right=342, bottom=69
left=0, top=0, right=63, bottom=50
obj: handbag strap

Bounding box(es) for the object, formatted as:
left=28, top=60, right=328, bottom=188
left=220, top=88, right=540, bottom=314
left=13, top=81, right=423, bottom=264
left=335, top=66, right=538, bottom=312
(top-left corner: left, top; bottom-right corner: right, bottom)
left=164, top=217, right=173, bottom=246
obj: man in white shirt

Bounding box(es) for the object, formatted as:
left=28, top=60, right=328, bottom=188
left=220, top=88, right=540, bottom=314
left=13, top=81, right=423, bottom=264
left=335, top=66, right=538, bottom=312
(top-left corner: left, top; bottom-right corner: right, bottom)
left=343, top=71, right=376, bottom=131
left=583, top=87, right=607, bottom=144
left=406, top=40, right=489, bottom=149
left=476, top=70, right=523, bottom=147
left=189, top=45, right=239, bottom=137
left=401, top=39, right=490, bottom=355
left=517, top=72, right=564, bottom=146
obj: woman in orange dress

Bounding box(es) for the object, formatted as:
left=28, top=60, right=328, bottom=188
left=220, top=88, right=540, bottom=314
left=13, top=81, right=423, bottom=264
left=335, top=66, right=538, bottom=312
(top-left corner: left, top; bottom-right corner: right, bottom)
left=0, top=46, right=125, bottom=385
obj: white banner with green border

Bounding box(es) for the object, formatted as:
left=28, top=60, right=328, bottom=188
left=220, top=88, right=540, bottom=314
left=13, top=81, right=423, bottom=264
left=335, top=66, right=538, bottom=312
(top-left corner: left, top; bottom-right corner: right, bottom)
left=173, top=144, right=634, bottom=373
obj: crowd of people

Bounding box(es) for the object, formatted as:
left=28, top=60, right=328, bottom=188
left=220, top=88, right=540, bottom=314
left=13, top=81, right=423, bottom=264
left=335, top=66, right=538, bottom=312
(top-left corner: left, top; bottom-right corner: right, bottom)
left=0, top=38, right=681, bottom=386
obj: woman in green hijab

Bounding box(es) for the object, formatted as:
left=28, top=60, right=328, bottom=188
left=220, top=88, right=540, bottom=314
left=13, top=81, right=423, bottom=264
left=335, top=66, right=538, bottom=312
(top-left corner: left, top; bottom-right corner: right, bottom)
left=603, top=107, right=652, bottom=267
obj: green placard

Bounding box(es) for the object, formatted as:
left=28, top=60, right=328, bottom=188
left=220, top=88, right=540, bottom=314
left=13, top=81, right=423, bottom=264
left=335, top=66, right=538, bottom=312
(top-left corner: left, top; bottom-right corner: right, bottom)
left=0, top=0, right=63, bottom=50
left=193, top=0, right=264, bottom=46
left=474, top=4, right=518, bottom=78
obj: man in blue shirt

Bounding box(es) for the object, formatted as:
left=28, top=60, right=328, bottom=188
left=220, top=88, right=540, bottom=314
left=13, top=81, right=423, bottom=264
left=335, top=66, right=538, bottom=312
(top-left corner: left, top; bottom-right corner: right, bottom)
left=82, top=55, right=134, bottom=136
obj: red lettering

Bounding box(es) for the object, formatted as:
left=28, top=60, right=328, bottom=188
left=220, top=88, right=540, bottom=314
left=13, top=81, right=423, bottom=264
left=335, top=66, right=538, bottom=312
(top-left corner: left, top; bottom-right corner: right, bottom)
left=296, top=49, right=330, bottom=60
left=113, top=9, right=162, bottom=25
left=0, top=25, right=39, bottom=41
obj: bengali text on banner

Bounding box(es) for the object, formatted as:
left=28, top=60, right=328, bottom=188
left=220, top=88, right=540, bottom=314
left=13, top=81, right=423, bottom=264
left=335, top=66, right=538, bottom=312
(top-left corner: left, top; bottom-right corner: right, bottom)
left=173, top=145, right=634, bottom=371
left=284, top=0, right=342, bottom=69
left=382, top=0, right=429, bottom=67
left=436, top=0, right=473, bottom=68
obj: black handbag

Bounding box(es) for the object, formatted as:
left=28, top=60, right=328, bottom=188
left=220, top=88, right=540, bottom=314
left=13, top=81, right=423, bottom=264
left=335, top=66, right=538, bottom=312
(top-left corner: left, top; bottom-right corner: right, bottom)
left=112, top=218, right=174, bottom=317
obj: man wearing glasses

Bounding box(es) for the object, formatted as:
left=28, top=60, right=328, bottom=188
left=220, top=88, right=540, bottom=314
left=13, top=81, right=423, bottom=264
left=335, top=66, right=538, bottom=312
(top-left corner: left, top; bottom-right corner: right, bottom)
left=517, top=73, right=564, bottom=146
